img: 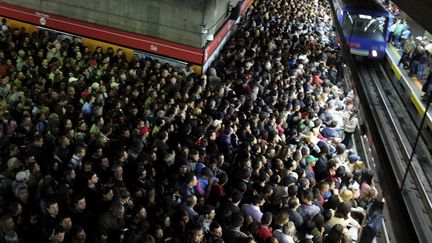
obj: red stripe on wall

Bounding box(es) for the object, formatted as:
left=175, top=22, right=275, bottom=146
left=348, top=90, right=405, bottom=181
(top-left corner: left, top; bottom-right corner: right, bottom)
left=203, top=0, right=252, bottom=63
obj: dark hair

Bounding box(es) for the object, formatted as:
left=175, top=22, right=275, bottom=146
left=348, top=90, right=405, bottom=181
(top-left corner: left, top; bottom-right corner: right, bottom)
left=118, top=188, right=131, bottom=199
left=252, top=194, right=265, bottom=204
left=201, top=204, right=215, bottom=215
left=323, top=209, right=333, bottom=221
left=231, top=190, right=243, bottom=204
left=84, top=171, right=96, bottom=182
left=72, top=194, right=85, bottom=204
left=218, top=172, right=228, bottom=184
left=302, top=190, right=313, bottom=202
left=349, top=108, right=358, bottom=119
left=361, top=169, right=374, bottom=185
left=324, top=224, right=344, bottom=243
left=335, top=202, right=351, bottom=219
left=335, top=166, right=346, bottom=178
left=209, top=221, right=221, bottom=232
left=46, top=198, right=57, bottom=208
left=314, top=214, right=325, bottom=229
left=288, top=197, right=299, bottom=209
left=340, top=172, right=354, bottom=188
left=184, top=172, right=196, bottom=184
left=318, top=181, right=329, bottom=191
left=288, top=184, right=298, bottom=197
left=230, top=213, right=244, bottom=228
left=261, top=212, right=273, bottom=225
left=298, top=178, right=310, bottom=190
left=236, top=181, right=247, bottom=193
left=324, top=195, right=341, bottom=210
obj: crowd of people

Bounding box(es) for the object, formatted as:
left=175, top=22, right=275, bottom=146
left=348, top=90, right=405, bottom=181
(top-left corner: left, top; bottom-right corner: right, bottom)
left=0, top=0, right=384, bottom=242
left=388, top=10, right=432, bottom=100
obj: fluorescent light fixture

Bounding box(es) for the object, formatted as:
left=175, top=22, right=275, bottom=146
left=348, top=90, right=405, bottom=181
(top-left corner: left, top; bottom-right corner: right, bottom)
left=359, top=14, right=372, bottom=19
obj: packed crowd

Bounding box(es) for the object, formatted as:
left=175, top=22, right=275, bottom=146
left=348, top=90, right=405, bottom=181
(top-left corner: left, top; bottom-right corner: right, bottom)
left=0, top=0, right=384, bottom=242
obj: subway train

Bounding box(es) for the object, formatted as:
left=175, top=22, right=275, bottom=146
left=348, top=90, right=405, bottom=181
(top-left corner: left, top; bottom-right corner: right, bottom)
left=334, top=0, right=392, bottom=59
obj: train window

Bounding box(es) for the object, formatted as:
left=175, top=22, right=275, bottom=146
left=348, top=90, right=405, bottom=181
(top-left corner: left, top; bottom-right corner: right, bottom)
left=342, top=12, right=387, bottom=41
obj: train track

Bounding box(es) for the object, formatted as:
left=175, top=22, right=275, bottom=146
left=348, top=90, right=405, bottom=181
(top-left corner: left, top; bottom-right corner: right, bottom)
left=357, top=61, right=432, bottom=242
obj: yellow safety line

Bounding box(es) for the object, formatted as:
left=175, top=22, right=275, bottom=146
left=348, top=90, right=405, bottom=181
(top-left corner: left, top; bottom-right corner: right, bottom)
left=410, top=92, right=432, bottom=129
left=387, top=47, right=432, bottom=129
left=412, top=77, right=424, bottom=90
left=410, top=92, right=425, bottom=116
left=391, top=61, right=402, bottom=80
left=389, top=45, right=401, bottom=59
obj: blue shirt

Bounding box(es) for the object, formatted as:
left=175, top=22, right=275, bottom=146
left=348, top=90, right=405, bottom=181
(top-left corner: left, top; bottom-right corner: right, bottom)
left=81, top=102, right=93, bottom=117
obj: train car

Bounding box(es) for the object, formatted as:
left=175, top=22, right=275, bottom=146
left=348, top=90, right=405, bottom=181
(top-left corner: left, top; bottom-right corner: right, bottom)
left=334, top=0, right=392, bottom=59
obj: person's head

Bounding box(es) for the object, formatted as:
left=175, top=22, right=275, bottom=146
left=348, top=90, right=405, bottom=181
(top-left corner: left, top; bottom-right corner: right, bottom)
left=0, top=215, right=14, bottom=233
left=336, top=166, right=346, bottom=178
left=110, top=202, right=125, bottom=219
left=190, top=149, right=200, bottom=162
left=112, top=164, right=123, bottom=180
left=179, top=210, right=189, bottom=223
left=202, top=205, right=216, bottom=220
left=51, top=225, right=65, bottom=243
left=261, top=212, right=273, bottom=226
left=288, top=197, right=300, bottom=209
left=318, top=181, right=330, bottom=193
left=209, top=221, right=223, bottom=239
left=361, top=169, right=375, bottom=185
left=118, top=189, right=131, bottom=204
left=141, top=235, right=155, bottom=243
left=16, top=185, right=29, bottom=202
left=64, top=168, right=76, bottom=180
left=339, top=189, right=353, bottom=202
left=46, top=199, right=59, bottom=217
left=32, top=134, right=44, bottom=147
left=243, top=237, right=257, bottom=243
left=218, top=172, right=228, bottom=185
left=252, top=194, right=265, bottom=206
left=74, top=146, right=86, bottom=158
left=302, top=190, right=314, bottom=204
left=335, top=202, right=352, bottom=219
left=282, top=221, right=296, bottom=236
left=83, top=161, right=93, bottom=172
left=152, top=225, right=164, bottom=241
left=85, top=171, right=98, bottom=186
left=186, top=195, right=197, bottom=207
left=230, top=213, right=244, bottom=229
left=185, top=172, right=198, bottom=187
left=134, top=205, right=147, bottom=220
left=314, top=213, right=325, bottom=229
left=4, top=230, right=18, bottom=243
left=287, top=183, right=298, bottom=197
left=231, top=190, right=243, bottom=204
left=326, top=224, right=346, bottom=242
left=102, top=187, right=114, bottom=201
left=192, top=226, right=205, bottom=243
left=336, top=144, right=346, bottom=155
left=298, top=177, right=310, bottom=190
left=178, top=161, right=188, bottom=174
left=59, top=215, right=72, bottom=232
left=73, top=226, right=86, bottom=242
left=275, top=210, right=289, bottom=226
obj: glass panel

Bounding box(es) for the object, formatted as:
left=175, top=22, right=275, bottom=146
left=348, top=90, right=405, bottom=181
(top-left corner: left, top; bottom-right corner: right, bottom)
left=342, top=11, right=387, bottom=41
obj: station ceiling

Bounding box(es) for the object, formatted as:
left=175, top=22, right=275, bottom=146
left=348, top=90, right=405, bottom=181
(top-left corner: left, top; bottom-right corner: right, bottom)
left=392, top=0, right=432, bottom=34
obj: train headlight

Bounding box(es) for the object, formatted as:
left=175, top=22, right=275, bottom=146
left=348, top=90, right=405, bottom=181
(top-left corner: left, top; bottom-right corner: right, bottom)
left=371, top=50, right=378, bottom=57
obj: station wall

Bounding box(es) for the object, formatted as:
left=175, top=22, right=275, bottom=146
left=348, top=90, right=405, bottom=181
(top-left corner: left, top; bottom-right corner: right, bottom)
left=0, top=0, right=240, bottom=48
